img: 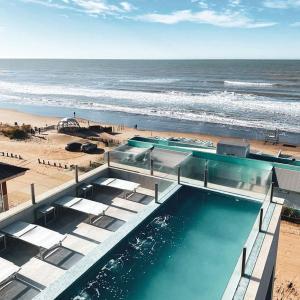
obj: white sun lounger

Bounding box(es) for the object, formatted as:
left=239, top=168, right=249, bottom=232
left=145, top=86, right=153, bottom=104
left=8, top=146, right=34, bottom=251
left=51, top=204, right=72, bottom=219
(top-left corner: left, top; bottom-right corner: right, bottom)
left=92, top=178, right=140, bottom=198
left=55, top=196, right=108, bottom=224
left=0, top=257, right=20, bottom=285
left=1, top=221, right=66, bottom=260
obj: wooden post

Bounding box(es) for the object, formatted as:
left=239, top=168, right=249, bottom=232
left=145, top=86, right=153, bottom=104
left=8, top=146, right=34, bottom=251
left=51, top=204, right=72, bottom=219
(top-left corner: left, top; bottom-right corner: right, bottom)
left=31, top=183, right=36, bottom=205
left=155, top=183, right=158, bottom=203
left=241, top=247, right=246, bottom=276
left=259, top=208, right=263, bottom=232
left=75, top=165, right=79, bottom=183
left=1, top=182, right=9, bottom=211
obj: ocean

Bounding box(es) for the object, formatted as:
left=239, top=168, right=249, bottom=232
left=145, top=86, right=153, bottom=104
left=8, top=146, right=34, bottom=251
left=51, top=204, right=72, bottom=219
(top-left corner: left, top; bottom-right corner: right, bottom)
left=0, top=59, right=299, bottom=143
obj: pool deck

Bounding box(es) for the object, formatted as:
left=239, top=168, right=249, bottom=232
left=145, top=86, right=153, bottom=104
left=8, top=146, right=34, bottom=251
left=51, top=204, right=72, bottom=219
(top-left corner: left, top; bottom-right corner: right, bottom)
left=0, top=165, right=168, bottom=299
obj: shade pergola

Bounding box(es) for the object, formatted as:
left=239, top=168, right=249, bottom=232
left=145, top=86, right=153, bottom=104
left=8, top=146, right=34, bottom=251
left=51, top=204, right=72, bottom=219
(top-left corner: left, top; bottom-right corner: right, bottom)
left=0, top=163, right=28, bottom=212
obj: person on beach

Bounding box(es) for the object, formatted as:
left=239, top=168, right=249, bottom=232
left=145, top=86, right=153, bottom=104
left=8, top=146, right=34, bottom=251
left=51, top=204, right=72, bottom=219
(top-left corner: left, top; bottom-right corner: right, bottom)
left=73, top=112, right=76, bottom=118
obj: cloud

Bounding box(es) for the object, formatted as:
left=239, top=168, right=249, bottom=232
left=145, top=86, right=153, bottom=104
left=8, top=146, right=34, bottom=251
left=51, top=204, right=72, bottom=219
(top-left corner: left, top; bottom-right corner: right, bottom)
left=197, top=1, right=209, bottom=9
left=263, top=0, right=300, bottom=9
left=71, top=0, right=121, bottom=15
left=229, top=0, right=241, bottom=7
left=21, top=0, right=135, bottom=16
left=120, top=1, right=135, bottom=12
left=21, top=0, right=69, bottom=9
left=137, top=9, right=276, bottom=28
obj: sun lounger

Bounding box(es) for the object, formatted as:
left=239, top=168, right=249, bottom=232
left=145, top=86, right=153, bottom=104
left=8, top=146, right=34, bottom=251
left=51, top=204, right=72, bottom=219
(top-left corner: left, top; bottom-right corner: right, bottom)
left=0, top=257, right=20, bottom=285
left=55, top=196, right=108, bottom=224
left=92, top=178, right=140, bottom=198
left=1, top=221, right=66, bottom=260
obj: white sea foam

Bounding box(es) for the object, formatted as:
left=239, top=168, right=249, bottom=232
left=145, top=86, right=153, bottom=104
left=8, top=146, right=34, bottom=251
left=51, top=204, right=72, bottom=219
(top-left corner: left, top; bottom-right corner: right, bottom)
left=224, top=80, right=274, bottom=87
left=119, top=78, right=180, bottom=83
left=0, top=80, right=299, bottom=132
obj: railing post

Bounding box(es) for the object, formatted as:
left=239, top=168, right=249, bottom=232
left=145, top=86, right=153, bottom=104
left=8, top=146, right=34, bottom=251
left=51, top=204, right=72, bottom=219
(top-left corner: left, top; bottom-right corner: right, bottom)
left=259, top=208, right=263, bottom=232
left=155, top=183, right=158, bottom=203
left=271, top=166, right=276, bottom=182
left=270, top=182, right=274, bottom=203
left=31, top=183, right=36, bottom=205
left=150, top=159, right=154, bottom=176
left=241, top=247, right=246, bottom=276
left=178, top=166, right=181, bottom=184
left=107, top=151, right=110, bottom=167
left=75, top=165, right=79, bottom=183
left=204, top=160, right=208, bottom=187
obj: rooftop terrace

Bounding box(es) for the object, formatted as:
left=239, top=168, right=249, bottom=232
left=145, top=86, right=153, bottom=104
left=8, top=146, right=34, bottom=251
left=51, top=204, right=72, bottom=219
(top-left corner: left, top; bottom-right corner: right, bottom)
left=0, top=137, right=285, bottom=300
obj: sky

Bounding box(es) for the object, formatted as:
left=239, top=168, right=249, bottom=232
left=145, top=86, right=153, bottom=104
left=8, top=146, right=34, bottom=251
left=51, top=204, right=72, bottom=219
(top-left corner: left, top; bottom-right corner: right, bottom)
left=0, top=0, right=300, bottom=59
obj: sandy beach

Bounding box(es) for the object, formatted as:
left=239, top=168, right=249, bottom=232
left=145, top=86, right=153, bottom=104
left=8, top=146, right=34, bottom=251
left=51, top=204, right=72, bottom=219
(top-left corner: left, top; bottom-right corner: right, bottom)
left=0, top=107, right=299, bottom=205
left=0, top=107, right=300, bottom=299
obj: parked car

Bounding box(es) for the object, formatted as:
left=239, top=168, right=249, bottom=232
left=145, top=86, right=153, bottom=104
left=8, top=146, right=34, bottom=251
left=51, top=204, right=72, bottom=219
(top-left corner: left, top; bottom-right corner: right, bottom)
left=65, top=142, right=82, bottom=152
left=81, top=142, right=97, bottom=153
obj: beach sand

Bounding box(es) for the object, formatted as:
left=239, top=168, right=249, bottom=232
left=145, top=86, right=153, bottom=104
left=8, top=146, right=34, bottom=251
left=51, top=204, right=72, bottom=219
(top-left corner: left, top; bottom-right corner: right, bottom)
left=274, top=221, right=300, bottom=300
left=0, top=107, right=299, bottom=299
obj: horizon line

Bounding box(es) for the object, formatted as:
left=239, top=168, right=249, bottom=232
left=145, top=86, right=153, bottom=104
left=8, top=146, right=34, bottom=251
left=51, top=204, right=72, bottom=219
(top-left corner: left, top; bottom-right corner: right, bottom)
left=0, top=57, right=300, bottom=60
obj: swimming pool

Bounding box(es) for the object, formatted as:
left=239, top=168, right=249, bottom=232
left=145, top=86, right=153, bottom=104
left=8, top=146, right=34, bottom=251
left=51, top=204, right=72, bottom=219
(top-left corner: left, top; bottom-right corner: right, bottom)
left=64, top=187, right=261, bottom=300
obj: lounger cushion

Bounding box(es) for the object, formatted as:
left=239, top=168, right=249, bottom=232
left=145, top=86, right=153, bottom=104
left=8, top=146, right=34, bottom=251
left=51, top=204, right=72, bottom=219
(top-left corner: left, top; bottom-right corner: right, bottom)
left=0, top=257, right=20, bottom=284
left=2, top=221, right=65, bottom=250
left=55, top=196, right=108, bottom=216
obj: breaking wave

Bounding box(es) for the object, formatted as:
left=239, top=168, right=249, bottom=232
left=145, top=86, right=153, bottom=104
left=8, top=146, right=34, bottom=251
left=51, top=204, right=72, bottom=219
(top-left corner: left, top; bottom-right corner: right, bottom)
left=224, top=80, right=275, bottom=87
left=119, top=78, right=180, bottom=84
left=0, top=80, right=299, bottom=132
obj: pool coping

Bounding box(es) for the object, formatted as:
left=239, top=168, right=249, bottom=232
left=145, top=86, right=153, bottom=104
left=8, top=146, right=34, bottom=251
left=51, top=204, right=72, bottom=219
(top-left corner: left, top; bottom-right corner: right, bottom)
left=237, top=198, right=283, bottom=299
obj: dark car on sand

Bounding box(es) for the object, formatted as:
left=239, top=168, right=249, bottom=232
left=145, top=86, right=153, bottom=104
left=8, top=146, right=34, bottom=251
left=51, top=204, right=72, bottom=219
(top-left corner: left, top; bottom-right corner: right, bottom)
left=65, top=142, right=82, bottom=152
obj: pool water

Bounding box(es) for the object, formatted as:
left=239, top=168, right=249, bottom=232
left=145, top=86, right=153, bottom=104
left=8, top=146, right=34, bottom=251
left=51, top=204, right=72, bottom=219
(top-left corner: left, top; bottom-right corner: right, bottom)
left=69, top=187, right=261, bottom=300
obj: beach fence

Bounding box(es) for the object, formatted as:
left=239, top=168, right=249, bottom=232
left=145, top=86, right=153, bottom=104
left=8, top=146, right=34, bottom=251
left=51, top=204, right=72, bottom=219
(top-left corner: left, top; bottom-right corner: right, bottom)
left=113, top=124, right=125, bottom=132
left=37, top=158, right=69, bottom=169
left=37, top=158, right=104, bottom=171
left=0, top=152, right=23, bottom=160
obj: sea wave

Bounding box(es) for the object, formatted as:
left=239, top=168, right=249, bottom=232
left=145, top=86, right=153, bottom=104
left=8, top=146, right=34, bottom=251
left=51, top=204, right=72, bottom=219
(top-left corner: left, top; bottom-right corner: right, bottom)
left=119, top=78, right=180, bottom=83
left=1, top=93, right=299, bottom=132
left=0, top=80, right=298, bottom=116
left=0, top=80, right=299, bottom=132
left=224, top=80, right=275, bottom=87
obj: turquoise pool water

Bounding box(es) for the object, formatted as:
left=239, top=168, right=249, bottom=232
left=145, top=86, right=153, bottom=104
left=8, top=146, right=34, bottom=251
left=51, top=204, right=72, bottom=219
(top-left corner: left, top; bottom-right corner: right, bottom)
left=68, top=187, right=261, bottom=300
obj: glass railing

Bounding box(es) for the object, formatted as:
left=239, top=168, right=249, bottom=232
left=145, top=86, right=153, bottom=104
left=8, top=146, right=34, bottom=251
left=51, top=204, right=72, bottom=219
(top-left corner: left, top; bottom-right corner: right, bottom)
left=108, top=149, right=273, bottom=201
left=207, top=160, right=272, bottom=200
left=156, top=173, right=178, bottom=202
left=179, top=156, right=206, bottom=187
left=107, top=149, right=151, bottom=175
